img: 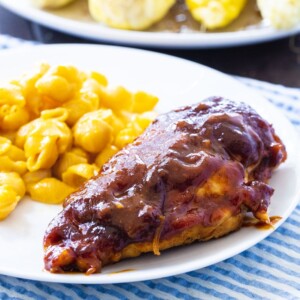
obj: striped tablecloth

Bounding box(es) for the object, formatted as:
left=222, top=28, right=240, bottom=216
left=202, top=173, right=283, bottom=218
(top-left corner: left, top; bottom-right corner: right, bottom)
left=0, top=34, right=299, bottom=300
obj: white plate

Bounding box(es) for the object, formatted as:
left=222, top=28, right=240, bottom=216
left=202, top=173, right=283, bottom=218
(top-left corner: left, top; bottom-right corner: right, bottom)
left=0, top=44, right=299, bottom=284
left=1, top=0, right=300, bottom=48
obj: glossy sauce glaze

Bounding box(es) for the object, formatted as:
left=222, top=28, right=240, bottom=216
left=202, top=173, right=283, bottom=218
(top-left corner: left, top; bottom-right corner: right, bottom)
left=44, top=97, right=286, bottom=274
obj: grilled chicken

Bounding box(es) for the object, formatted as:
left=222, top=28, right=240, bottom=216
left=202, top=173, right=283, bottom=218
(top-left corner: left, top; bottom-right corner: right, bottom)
left=44, top=97, right=286, bottom=274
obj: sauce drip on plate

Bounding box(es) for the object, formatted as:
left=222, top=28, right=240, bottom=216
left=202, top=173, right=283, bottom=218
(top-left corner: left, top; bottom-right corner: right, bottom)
left=108, top=269, right=136, bottom=275
left=243, top=216, right=282, bottom=230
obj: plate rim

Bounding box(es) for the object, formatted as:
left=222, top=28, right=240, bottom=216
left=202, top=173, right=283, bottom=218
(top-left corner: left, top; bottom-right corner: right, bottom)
left=1, top=0, right=300, bottom=48
left=0, top=43, right=299, bottom=284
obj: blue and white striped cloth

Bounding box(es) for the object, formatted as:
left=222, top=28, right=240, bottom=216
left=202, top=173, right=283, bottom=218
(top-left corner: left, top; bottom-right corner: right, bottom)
left=0, top=34, right=299, bottom=300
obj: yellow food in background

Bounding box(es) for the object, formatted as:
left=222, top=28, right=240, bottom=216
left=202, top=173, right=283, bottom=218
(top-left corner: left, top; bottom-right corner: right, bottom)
left=88, top=0, right=176, bottom=30
left=186, top=0, right=247, bottom=29
left=257, top=0, right=300, bottom=29
left=31, top=0, right=300, bottom=31
left=0, top=63, right=158, bottom=220
left=32, top=0, right=75, bottom=9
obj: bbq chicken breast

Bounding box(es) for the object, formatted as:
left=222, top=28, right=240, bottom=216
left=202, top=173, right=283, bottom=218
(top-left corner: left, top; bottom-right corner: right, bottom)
left=44, top=97, right=286, bottom=274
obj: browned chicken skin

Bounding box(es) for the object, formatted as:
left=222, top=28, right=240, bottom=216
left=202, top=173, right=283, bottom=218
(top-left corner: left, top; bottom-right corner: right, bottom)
left=44, top=97, right=287, bottom=274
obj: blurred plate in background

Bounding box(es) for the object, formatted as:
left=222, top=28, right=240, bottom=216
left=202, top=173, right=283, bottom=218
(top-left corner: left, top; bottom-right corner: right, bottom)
left=0, top=0, right=299, bottom=48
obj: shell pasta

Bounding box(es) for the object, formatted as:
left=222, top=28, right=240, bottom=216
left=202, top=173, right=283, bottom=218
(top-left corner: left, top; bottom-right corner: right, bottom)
left=0, top=172, right=25, bottom=220
left=0, top=63, right=158, bottom=220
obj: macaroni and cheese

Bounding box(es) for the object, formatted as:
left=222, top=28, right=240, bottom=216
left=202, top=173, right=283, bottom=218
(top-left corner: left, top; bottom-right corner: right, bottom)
left=0, top=63, right=158, bottom=219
